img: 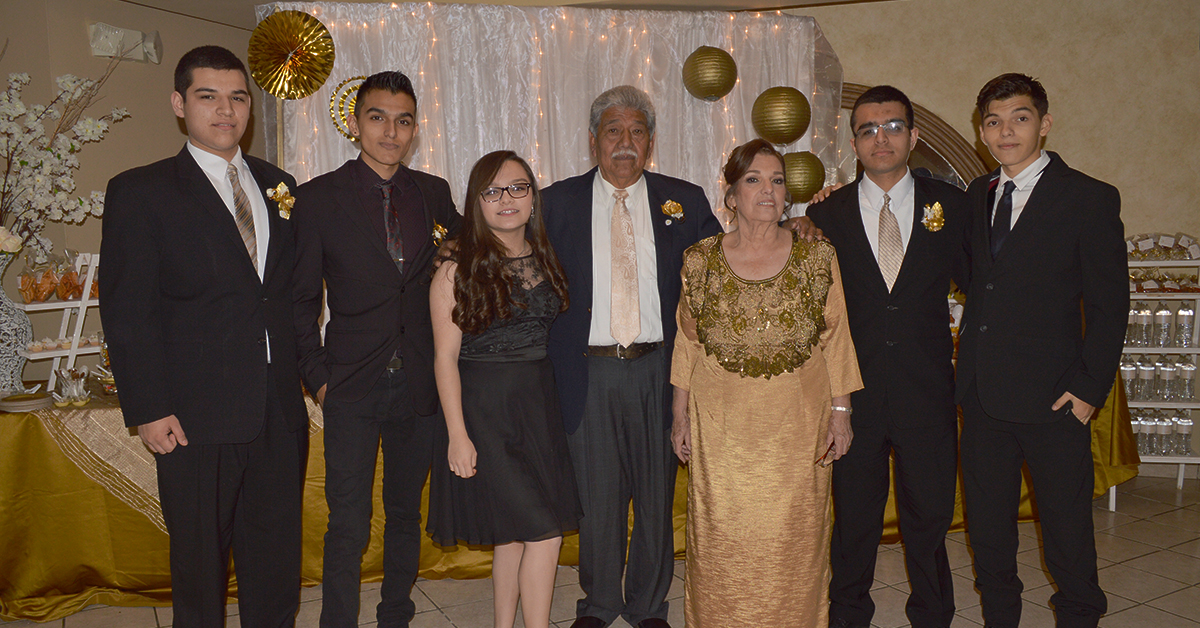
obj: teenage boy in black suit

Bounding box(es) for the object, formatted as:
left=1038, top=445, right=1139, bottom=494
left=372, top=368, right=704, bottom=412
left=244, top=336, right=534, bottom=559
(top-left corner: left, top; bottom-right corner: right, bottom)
left=100, top=45, right=308, bottom=627
left=807, top=85, right=970, bottom=628
left=292, top=71, right=460, bottom=628
left=956, top=73, right=1126, bottom=628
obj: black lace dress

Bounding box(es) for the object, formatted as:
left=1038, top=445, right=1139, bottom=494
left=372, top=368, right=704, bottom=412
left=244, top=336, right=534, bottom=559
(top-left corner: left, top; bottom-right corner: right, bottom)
left=427, top=254, right=582, bottom=546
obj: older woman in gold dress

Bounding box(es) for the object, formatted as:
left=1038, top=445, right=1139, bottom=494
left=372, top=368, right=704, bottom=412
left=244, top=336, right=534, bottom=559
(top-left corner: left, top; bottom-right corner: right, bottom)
left=671, top=139, right=862, bottom=627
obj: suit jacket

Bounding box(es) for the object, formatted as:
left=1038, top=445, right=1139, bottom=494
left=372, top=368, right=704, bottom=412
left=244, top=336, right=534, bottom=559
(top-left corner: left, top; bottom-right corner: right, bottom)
left=955, top=152, right=1127, bottom=423
left=807, top=174, right=970, bottom=429
left=99, top=147, right=308, bottom=444
left=292, top=160, right=460, bottom=413
left=544, top=167, right=720, bottom=434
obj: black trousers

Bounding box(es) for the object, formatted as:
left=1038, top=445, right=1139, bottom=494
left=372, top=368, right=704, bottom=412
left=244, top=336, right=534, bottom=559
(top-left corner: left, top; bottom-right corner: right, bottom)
left=567, top=349, right=675, bottom=627
left=319, top=368, right=434, bottom=628
left=829, top=416, right=957, bottom=628
left=155, top=384, right=309, bottom=628
left=960, top=382, right=1106, bottom=628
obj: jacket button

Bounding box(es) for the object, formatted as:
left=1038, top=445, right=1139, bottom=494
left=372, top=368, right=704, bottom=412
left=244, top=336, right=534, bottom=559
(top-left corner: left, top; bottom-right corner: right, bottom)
left=886, top=340, right=896, bottom=346
left=986, top=283, right=994, bottom=290
left=399, top=326, right=405, bottom=334
left=979, top=325, right=987, bottom=332
left=400, top=286, right=405, bottom=294
left=257, top=337, right=266, bottom=345
left=887, top=305, right=898, bottom=311
left=262, top=297, right=268, bottom=302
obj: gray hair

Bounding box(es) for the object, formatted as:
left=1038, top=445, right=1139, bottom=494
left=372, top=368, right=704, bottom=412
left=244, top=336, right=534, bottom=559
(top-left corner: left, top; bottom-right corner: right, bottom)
left=588, top=85, right=657, bottom=138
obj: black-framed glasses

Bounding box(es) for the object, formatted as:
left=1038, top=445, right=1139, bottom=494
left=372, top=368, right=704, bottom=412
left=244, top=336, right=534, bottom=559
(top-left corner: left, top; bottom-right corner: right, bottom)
left=854, top=120, right=907, bottom=141
left=481, top=184, right=531, bottom=203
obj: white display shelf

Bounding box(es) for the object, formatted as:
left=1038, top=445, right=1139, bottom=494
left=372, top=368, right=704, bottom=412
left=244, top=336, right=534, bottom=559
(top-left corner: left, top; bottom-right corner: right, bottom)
left=1123, top=347, right=1200, bottom=355
left=1128, top=401, right=1200, bottom=410
left=14, top=297, right=98, bottom=312
left=1131, top=292, right=1200, bottom=300
left=1129, top=259, right=1200, bottom=268
left=18, top=253, right=100, bottom=391
left=19, top=345, right=102, bottom=360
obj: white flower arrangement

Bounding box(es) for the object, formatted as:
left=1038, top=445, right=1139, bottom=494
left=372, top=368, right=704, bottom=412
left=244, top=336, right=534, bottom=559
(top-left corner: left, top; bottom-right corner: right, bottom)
left=0, top=52, right=127, bottom=262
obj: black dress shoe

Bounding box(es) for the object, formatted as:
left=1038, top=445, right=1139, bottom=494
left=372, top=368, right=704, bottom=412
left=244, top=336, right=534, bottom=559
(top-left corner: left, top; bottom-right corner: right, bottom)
left=637, top=619, right=672, bottom=628
left=569, top=617, right=607, bottom=628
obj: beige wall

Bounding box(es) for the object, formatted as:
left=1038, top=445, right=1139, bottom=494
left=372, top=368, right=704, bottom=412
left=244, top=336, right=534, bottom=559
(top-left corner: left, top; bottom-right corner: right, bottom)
left=0, top=0, right=262, bottom=380
left=796, top=0, right=1200, bottom=237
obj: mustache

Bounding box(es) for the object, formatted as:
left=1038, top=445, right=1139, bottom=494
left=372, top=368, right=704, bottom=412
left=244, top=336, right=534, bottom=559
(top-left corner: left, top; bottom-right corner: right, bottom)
left=609, top=148, right=639, bottom=160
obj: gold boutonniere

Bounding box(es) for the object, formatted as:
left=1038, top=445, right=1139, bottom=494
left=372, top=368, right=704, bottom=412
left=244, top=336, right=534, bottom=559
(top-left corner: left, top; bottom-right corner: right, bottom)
left=266, top=182, right=295, bottom=219
left=921, top=202, right=944, bottom=232
left=432, top=223, right=448, bottom=247
left=661, top=200, right=684, bottom=224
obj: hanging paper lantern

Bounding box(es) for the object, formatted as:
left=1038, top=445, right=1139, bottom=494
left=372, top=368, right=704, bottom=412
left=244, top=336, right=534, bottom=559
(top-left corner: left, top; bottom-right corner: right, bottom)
left=682, top=46, right=737, bottom=102
left=248, top=10, right=335, bottom=100
left=751, top=87, right=811, bottom=145
left=783, top=151, right=826, bottom=203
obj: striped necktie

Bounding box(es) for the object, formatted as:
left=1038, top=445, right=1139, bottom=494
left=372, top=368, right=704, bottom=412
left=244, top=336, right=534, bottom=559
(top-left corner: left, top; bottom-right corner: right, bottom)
left=226, top=162, right=258, bottom=272
left=877, top=192, right=903, bottom=291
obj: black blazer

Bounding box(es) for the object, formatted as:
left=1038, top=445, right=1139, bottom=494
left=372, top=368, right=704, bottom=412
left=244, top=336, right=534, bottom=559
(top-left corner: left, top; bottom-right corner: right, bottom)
left=544, top=167, right=720, bottom=434
left=955, top=152, right=1127, bottom=423
left=292, top=161, right=460, bottom=414
left=99, top=147, right=308, bottom=444
left=807, top=174, right=970, bottom=429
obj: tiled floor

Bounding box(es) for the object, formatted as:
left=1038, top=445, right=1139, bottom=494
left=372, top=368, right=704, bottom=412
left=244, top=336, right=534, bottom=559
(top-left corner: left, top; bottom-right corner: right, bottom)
left=10, top=476, right=1200, bottom=627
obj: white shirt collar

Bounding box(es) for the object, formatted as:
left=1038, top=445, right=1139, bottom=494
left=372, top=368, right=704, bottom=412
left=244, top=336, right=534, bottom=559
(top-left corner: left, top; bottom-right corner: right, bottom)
left=594, top=169, right=646, bottom=200
left=187, top=141, right=246, bottom=179
left=859, top=168, right=914, bottom=211
left=999, top=150, right=1050, bottom=192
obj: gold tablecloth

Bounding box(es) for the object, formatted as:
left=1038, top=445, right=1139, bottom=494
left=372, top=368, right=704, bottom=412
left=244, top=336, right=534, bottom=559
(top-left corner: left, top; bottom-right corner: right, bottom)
left=0, top=386, right=1137, bottom=622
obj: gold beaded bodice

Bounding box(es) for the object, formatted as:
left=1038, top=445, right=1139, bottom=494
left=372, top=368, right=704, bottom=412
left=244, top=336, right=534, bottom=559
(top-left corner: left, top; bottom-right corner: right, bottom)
left=682, top=232, right=835, bottom=379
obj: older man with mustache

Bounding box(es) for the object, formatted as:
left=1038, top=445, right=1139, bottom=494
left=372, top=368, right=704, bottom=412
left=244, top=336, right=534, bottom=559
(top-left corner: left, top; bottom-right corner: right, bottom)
left=542, top=85, right=721, bottom=628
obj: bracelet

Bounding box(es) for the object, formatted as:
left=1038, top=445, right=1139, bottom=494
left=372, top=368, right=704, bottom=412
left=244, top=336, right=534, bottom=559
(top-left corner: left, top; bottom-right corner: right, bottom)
left=831, top=405, right=852, bottom=414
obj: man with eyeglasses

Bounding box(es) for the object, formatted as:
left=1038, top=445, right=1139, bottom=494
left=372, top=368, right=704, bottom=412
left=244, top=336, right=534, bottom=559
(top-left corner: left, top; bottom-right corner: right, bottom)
left=806, top=85, right=970, bottom=628
left=542, top=85, right=720, bottom=628
left=292, top=71, right=460, bottom=628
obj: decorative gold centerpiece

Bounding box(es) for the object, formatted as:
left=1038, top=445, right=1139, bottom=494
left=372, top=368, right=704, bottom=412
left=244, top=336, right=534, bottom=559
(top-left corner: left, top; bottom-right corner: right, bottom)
left=751, top=87, right=811, bottom=145
left=682, top=46, right=737, bottom=102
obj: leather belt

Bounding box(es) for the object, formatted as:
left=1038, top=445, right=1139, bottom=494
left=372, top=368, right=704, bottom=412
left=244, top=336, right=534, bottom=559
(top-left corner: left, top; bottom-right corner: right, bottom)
left=387, top=356, right=404, bottom=371
left=587, top=341, right=662, bottom=360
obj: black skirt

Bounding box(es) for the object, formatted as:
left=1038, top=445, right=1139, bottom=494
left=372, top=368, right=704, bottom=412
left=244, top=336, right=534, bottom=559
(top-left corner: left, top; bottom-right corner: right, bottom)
left=427, top=357, right=581, bottom=546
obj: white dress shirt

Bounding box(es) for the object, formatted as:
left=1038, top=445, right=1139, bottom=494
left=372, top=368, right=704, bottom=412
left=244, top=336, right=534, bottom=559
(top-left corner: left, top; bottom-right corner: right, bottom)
left=186, top=142, right=272, bottom=360
left=589, top=171, right=663, bottom=345
left=858, top=168, right=916, bottom=261
left=992, top=150, right=1051, bottom=230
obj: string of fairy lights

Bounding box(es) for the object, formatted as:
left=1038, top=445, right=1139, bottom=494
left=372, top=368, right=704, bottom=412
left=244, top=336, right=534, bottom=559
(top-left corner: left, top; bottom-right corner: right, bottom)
left=262, top=2, right=839, bottom=212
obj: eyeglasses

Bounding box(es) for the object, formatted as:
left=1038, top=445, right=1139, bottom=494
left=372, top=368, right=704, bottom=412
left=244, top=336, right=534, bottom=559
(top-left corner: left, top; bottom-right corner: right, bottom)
left=480, top=184, right=531, bottom=203
left=854, top=120, right=908, bottom=141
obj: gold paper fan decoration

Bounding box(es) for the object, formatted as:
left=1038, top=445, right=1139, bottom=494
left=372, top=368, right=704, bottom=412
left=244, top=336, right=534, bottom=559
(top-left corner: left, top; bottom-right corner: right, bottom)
left=329, top=76, right=367, bottom=140
left=248, top=10, right=335, bottom=100
left=783, top=151, right=826, bottom=203
left=751, top=87, right=812, bottom=145
left=682, top=46, right=737, bottom=101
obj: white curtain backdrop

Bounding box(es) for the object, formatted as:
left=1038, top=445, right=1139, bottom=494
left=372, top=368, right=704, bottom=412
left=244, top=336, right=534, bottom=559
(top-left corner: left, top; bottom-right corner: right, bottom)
left=255, top=2, right=842, bottom=220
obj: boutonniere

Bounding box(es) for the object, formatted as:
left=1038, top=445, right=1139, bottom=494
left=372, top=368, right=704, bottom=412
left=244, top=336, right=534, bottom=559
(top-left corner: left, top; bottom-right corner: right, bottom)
left=266, top=182, right=295, bottom=219
left=661, top=200, right=684, bottom=225
left=432, top=223, right=448, bottom=247
left=921, top=202, right=944, bottom=232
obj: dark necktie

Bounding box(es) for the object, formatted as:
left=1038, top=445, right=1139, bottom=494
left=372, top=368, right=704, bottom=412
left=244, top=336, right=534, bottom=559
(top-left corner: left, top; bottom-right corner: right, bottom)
left=379, top=180, right=404, bottom=274
left=991, top=180, right=1016, bottom=258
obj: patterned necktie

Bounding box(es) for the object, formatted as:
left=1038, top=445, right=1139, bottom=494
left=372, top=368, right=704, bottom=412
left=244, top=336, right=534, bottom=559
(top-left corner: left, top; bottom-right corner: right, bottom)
left=991, top=180, right=1017, bottom=258
left=877, top=192, right=903, bottom=291
left=380, top=180, right=404, bottom=274
left=610, top=188, right=640, bottom=347
left=226, top=163, right=258, bottom=272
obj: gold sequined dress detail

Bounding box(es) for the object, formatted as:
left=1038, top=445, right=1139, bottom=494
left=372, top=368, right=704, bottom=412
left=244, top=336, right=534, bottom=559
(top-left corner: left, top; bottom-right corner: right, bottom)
left=671, top=232, right=862, bottom=627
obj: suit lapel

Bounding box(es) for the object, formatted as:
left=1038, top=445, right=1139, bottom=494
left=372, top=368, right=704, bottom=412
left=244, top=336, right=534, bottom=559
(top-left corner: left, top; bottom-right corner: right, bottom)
left=892, top=179, right=934, bottom=293
left=566, top=169, right=597, bottom=301
left=835, top=180, right=891, bottom=295
left=334, top=163, right=394, bottom=268
left=176, top=149, right=259, bottom=279
left=403, top=167, right=440, bottom=286
left=644, top=172, right=673, bottom=297
left=995, top=158, right=1066, bottom=262
left=246, top=159, right=283, bottom=285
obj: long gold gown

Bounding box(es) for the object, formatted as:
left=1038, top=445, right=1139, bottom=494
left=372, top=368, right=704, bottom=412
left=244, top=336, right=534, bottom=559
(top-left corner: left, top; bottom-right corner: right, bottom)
left=671, top=232, right=862, bottom=627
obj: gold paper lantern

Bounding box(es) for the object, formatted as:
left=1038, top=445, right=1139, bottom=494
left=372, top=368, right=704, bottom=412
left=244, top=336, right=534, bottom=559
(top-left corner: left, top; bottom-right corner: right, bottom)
left=682, top=46, right=737, bottom=101
left=248, top=10, right=335, bottom=100
left=751, top=87, right=811, bottom=145
left=783, top=151, right=826, bottom=203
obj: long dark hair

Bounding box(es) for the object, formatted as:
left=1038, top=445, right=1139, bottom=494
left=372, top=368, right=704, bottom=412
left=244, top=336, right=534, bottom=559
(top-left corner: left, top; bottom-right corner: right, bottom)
left=446, top=151, right=569, bottom=334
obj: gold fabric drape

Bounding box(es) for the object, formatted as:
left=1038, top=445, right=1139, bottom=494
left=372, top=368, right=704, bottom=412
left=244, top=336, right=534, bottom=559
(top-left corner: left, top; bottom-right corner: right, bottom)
left=1, top=380, right=1136, bottom=622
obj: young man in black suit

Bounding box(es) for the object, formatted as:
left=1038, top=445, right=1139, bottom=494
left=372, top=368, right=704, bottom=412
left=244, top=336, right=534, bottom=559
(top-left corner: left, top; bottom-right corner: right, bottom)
left=543, top=85, right=720, bottom=628
left=100, top=46, right=309, bottom=627
left=291, top=71, right=460, bottom=628
left=956, top=73, right=1126, bottom=628
left=807, top=86, right=970, bottom=628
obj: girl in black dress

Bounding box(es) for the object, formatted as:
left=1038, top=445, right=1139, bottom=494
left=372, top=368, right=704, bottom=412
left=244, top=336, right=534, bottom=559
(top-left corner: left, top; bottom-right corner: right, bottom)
left=428, top=151, right=580, bottom=628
